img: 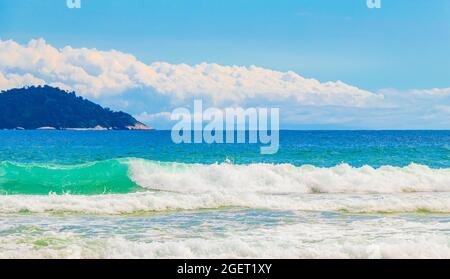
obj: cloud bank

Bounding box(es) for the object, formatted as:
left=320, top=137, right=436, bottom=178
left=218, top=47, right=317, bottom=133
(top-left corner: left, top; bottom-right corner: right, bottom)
left=3, top=38, right=449, bottom=129
left=0, top=38, right=382, bottom=107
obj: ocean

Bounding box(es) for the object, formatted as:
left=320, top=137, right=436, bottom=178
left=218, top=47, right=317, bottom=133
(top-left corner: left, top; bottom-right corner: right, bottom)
left=0, top=130, right=449, bottom=258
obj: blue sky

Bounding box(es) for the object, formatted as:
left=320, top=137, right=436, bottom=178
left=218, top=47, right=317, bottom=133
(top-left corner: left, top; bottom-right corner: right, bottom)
left=1, top=0, right=450, bottom=129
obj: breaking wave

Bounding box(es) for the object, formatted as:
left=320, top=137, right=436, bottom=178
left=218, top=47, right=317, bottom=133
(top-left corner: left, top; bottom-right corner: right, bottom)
left=128, top=159, right=450, bottom=194
left=1, top=158, right=450, bottom=214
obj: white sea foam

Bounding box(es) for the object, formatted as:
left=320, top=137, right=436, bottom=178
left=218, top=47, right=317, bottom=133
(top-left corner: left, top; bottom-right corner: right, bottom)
left=0, top=191, right=449, bottom=214
left=129, top=159, right=450, bottom=194
left=0, top=219, right=448, bottom=259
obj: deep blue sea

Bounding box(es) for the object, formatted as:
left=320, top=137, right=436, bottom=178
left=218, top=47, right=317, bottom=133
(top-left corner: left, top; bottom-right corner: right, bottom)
left=0, top=131, right=449, bottom=258
left=2, top=130, right=450, bottom=166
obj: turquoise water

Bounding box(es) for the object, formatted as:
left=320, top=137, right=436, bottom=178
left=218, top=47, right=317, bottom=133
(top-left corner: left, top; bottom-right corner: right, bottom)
left=0, top=131, right=449, bottom=258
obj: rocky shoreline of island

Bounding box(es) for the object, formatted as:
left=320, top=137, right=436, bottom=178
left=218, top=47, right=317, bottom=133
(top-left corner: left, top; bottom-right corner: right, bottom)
left=4, top=123, right=154, bottom=131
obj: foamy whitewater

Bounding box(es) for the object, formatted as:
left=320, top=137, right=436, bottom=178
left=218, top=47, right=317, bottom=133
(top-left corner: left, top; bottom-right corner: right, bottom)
left=0, top=131, right=449, bottom=258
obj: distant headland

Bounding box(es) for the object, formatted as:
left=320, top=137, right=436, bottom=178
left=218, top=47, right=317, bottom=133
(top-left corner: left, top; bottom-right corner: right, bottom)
left=0, top=86, right=153, bottom=130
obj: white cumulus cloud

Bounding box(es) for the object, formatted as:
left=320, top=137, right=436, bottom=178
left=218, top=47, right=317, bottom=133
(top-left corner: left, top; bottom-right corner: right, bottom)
left=134, top=111, right=172, bottom=123
left=411, top=88, right=450, bottom=97
left=0, top=38, right=382, bottom=107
